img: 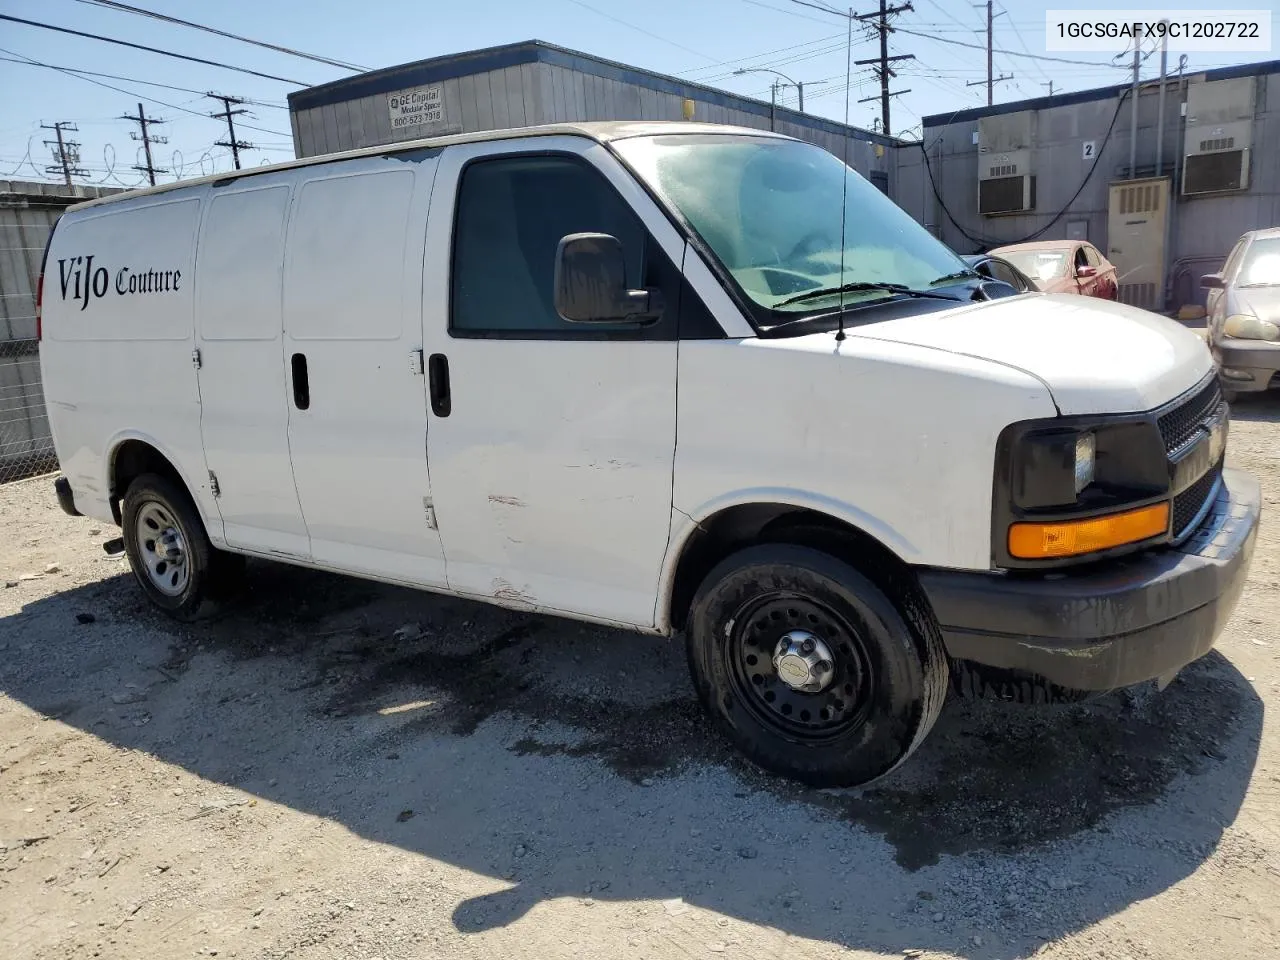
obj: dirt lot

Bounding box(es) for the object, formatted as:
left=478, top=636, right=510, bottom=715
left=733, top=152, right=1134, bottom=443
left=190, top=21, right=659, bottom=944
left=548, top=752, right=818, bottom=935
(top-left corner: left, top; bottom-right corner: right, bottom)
left=2, top=401, right=1279, bottom=960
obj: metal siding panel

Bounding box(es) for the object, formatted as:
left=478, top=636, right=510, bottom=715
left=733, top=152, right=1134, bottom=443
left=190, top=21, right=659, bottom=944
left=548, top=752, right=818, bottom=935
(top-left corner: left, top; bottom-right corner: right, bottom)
left=440, top=77, right=462, bottom=133
left=296, top=110, right=316, bottom=157
left=369, top=92, right=394, bottom=146
left=519, top=63, right=538, bottom=126
left=503, top=66, right=527, bottom=127
left=490, top=68, right=511, bottom=129
left=573, top=70, right=588, bottom=120
left=321, top=104, right=340, bottom=154
left=534, top=62, right=554, bottom=124
left=476, top=71, right=496, bottom=130
left=457, top=73, right=478, bottom=133
left=333, top=100, right=355, bottom=151
left=603, top=78, right=619, bottom=120
left=346, top=97, right=368, bottom=149
left=289, top=111, right=302, bottom=158
left=551, top=67, right=569, bottom=122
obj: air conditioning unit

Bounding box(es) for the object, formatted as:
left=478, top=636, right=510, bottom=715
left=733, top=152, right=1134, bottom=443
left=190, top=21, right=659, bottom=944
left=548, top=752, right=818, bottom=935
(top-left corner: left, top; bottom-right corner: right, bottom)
left=978, top=112, right=1035, bottom=216
left=1182, top=77, right=1255, bottom=196
left=980, top=172, right=1036, bottom=215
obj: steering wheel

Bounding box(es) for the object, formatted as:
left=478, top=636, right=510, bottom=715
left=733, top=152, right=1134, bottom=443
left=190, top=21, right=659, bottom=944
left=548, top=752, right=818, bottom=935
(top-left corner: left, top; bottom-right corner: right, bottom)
left=786, top=230, right=834, bottom=261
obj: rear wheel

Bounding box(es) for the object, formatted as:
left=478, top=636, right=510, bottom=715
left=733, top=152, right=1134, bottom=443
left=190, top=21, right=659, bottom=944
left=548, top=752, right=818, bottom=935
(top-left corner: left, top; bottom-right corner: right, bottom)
left=121, top=473, right=242, bottom=621
left=686, top=544, right=947, bottom=787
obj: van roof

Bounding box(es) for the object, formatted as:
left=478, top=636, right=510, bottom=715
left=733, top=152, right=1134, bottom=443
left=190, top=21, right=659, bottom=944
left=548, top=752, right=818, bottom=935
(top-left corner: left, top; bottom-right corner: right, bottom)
left=67, top=121, right=788, bottom=212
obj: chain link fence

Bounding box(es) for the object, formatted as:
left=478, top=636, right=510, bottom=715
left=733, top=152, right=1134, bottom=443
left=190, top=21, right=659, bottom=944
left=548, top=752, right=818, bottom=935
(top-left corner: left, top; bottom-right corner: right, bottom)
left=0, top=336, right=56, bottom=482
left=1, top=181, right=120, bottom=484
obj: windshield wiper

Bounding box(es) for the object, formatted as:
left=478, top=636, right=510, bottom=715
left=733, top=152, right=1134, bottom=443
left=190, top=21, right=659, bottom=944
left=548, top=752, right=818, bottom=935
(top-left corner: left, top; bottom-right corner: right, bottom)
left=928, top=269, right=978, bottom=286
left=774, top=281, right=965, bottom=308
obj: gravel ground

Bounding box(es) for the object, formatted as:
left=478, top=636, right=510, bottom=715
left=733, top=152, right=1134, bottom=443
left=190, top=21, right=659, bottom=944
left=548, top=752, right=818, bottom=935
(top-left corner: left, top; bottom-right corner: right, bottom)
left=2, top=397, right=1279, bottom=960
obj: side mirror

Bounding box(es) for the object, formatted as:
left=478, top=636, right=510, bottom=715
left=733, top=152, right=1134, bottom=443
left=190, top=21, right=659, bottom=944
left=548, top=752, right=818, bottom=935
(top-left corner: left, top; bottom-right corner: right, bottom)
left=1199, top=273, right=1225, bottom=290
left=553, top=233, right=663, bottom=324
left=1076, top=264, right=1097, bottom=279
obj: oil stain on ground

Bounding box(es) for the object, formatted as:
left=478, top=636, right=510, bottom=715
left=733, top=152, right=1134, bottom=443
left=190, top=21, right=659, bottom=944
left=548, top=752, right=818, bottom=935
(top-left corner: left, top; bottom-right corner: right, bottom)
left=163, top=563, right=1256, bottom=873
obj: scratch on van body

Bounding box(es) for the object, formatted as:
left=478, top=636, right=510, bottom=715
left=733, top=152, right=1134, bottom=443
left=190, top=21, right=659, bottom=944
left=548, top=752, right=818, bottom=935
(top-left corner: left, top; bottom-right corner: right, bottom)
left=564, top=459, right=639, bottom=471
left=492, top=578, right=536, bottom=604
left=488, top=495, right=526, bottom=507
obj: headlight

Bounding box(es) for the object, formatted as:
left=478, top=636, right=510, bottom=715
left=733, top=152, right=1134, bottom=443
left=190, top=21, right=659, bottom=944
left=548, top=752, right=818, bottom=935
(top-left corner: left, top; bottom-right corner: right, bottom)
left=1074, top=432, right=1095, bottom=493
left=1223, top=314, right=1280, bottom=341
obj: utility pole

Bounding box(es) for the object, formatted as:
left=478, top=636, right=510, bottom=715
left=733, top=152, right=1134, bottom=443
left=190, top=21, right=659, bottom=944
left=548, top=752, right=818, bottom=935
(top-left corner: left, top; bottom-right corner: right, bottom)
left=853, top=0, right=914, bottom=135
left=1128, top=43, right=1140, bottom=179
left=208, top=93, right=253, bottom=170
left=41, top=121, right=87, bottom=186
left=121, top=102, right=167, bottom=186
left=1041, top=80, right=1055, bottom=96
left=1155, top=19, right=1169, bottom=177
left=966, top=1, right=1012, bottom=105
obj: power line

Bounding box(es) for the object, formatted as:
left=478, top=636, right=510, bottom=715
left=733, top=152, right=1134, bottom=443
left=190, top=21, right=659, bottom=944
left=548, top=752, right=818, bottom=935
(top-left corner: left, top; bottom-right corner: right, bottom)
left=71, top=0, right=366, bottom=72
left=0, top=48, right=291, bottom=138
left=562, top=0, right=714, bottom=61
left=0, top=14, right=306, bottom=85
left=0, top=54, right=287, bottom=108
left=895, top=23, right=1128, bottom=68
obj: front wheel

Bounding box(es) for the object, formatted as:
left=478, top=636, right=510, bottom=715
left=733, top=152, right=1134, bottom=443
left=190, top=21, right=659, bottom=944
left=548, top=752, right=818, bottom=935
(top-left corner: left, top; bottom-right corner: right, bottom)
left=686, top=544, right=947, bottom=787
left=122, top=473, right=243, bottom=621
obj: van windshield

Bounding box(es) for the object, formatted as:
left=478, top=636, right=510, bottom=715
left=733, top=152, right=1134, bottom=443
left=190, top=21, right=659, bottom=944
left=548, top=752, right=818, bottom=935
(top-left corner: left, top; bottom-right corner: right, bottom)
left=612, top=134, right=973, bottom=324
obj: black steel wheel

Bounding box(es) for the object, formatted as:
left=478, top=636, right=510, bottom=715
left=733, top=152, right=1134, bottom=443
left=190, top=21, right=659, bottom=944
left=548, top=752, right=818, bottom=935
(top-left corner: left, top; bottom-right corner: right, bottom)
left=727, top=595, right=874, bottom=741
left=686, top=543, right=947, bottom=787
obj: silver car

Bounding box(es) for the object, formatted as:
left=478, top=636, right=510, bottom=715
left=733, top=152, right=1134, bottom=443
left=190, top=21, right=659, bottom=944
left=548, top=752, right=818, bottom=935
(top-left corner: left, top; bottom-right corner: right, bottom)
left=1202, top=227, right=1280, bottom=401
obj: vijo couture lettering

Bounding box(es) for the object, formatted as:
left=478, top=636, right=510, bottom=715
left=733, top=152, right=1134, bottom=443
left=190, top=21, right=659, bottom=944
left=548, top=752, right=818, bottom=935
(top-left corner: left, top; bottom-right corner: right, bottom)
left=56, top=255, right=180, bottom=311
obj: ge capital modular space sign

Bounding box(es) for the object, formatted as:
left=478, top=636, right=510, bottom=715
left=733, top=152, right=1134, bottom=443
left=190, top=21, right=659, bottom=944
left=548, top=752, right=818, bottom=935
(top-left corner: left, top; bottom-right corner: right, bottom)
left=388, top=85, right=443, bottom=131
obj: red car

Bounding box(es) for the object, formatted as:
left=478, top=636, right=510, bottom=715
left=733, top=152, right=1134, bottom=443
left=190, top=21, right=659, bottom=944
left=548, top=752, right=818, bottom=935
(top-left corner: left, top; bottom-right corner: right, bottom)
left=988, top=240, right=1119, bottom=299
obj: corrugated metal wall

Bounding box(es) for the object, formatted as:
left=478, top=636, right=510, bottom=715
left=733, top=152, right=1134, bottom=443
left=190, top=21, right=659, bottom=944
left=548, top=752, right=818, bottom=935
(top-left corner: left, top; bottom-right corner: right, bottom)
left=0, top=181, right=120, bottom=481
left=290, top=61, right=893, bottom=185
left=903, top=69, right=1280, bottom=308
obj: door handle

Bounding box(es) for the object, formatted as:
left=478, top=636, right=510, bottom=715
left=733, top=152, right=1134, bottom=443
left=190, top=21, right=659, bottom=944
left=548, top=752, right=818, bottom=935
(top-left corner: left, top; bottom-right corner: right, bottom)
left=291, top=352, right=310, bottom=410
left=428, top=353, right=450, bottom=417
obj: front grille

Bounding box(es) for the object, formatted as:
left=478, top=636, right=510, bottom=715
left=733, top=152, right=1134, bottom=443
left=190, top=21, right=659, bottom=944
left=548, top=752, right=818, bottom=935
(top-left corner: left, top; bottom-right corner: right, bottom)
left=1158, top=379, right=1222, bottom=455
left=1172, top=464, right=1221, bottom=538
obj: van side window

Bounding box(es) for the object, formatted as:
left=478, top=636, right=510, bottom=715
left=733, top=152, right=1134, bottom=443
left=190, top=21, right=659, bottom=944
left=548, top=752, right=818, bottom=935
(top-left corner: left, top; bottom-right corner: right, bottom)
left=450, top=154, right=677, bottom=339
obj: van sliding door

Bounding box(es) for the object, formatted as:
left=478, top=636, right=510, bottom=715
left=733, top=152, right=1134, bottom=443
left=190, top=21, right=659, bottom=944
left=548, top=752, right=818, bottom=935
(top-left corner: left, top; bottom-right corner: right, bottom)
left=195, top=180, right=310, bottom=557
left=281, top=155, right=447, bottom=587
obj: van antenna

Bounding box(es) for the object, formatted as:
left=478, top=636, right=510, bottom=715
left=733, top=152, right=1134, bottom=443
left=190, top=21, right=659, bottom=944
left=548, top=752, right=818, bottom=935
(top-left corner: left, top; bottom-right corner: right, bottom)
left=835, top=7, right=853, bottom=342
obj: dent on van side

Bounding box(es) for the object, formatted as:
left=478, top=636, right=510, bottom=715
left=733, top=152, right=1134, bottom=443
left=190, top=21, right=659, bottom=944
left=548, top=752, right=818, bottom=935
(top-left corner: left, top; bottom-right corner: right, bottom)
left=39, top=122, right=1259, bottom=787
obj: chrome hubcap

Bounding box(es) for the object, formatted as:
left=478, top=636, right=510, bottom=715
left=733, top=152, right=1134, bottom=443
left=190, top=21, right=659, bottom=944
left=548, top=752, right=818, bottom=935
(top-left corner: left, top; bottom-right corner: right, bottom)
left=135, top=501, right=189, bottom=596
left=772, top=630, right=836, bottom=693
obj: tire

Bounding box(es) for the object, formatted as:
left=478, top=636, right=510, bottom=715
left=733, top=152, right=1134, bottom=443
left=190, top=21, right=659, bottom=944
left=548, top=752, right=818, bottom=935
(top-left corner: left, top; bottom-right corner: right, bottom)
left=686, top=544, right=948, bottom=788
left=121, top=473, right=243, bottom=621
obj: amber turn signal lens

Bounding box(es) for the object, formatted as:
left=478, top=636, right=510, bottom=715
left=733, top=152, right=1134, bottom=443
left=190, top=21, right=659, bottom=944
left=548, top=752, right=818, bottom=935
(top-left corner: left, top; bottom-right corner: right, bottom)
left=1008, top=503, right=1170, bottom=559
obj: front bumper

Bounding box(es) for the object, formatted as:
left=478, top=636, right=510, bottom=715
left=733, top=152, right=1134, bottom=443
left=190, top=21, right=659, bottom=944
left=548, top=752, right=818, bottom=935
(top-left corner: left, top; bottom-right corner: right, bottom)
left=918, top=468, right=1259, bottom=693
left=1215, top=338, right=1280, bottom=393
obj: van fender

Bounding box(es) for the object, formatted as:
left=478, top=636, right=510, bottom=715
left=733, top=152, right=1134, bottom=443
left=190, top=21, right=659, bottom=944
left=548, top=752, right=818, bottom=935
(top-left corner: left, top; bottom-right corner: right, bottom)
left=102, top=428, right=220, bottom=537
left=654, top=487, right=919, bottom=633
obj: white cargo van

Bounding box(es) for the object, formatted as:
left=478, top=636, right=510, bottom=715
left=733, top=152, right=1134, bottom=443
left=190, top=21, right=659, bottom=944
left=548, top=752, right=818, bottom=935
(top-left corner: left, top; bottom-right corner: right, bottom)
left=40, top=122, right=1258, bottom=786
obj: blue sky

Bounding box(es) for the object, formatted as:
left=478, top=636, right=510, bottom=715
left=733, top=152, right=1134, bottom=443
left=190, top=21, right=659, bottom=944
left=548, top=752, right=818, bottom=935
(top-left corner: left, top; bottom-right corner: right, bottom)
left=1, top=0, right=1275, bottom=187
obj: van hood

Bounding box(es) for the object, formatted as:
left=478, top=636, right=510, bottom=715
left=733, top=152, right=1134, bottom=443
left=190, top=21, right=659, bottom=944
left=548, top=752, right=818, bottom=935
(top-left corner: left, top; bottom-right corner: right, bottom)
left=852, top=293, right=1213, bottom=415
